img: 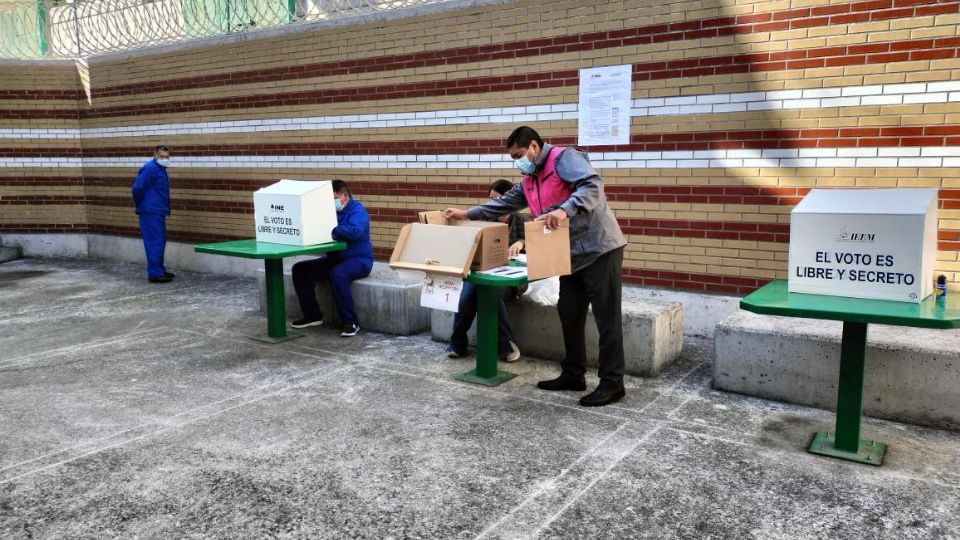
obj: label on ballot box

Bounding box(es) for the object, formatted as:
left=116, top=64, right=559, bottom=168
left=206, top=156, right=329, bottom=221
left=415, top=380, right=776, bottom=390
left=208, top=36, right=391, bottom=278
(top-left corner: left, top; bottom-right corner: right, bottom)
left=420, top=273, right=463, bottom=312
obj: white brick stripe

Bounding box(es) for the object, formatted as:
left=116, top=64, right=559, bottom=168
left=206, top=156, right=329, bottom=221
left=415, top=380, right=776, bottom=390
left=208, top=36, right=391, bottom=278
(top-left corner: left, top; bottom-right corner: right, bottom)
left=4, top=147, right=960, bottom=169
left=5, top=82, right=960, bottom=141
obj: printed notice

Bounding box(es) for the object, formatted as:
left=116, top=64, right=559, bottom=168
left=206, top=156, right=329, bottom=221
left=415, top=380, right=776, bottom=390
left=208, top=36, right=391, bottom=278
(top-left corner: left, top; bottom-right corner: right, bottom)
left=420, top=273, right=464, bottom=312
left=577, top=65, right=632, bottom=146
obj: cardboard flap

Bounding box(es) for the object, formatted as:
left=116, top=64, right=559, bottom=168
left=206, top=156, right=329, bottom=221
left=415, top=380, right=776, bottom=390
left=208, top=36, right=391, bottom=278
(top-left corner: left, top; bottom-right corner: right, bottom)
left=524, top=221, right=572, bottom=280
left=418, top=211, right=448, bottom=225
left=389, top=223, right=482, bottom=277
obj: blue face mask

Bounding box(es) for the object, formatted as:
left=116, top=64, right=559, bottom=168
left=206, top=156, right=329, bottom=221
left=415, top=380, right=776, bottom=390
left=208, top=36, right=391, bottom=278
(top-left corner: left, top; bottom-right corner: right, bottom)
left=514, top=156, right=535, bottom=175
left=334, top=198, right=345, bottom=212
left=156, top=158, right=170, bottom=168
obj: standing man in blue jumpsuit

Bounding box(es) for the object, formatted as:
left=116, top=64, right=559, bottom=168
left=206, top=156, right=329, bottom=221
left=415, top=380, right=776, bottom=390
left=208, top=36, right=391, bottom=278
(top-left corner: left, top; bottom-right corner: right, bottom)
left=132, top=145, right=174, bottom=284
left=290, top=180, right=374, bottom=337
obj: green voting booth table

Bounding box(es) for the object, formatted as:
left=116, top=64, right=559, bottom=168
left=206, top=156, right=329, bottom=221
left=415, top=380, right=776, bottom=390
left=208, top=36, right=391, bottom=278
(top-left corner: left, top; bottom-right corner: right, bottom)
left=740, top=280, right=960, bottom=466
left=195, top=239, right=346, bottom=343
left=454, top=270, right=528, bottom=387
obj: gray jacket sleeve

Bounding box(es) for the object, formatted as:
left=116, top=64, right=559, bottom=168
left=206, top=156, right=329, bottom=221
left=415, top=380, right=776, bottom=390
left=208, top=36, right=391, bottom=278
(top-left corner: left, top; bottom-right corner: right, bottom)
left=555, top=148, right=604, bottom=217
left=466, top=183, right=528, bottom=221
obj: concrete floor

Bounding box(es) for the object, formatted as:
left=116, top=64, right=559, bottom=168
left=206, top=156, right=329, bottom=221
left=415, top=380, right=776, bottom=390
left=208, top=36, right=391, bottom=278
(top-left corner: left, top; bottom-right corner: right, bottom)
left=2, top=258, right=960, bottom=539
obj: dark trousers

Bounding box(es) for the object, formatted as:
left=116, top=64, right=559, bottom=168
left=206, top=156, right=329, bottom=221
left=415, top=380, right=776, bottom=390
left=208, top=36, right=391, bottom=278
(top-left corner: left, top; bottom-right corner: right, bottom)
left=138, top=213, right=167, bottom=279
left=450, top=281, right=515, bottom=355
left=557, top=247, right=625, bottom=385
left=292, top=256, right=372, bottom=326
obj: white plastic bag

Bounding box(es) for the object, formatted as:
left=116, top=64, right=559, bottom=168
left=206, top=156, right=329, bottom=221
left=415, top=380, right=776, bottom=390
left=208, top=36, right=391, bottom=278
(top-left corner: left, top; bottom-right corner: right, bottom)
left=522, top=276, right=560, bottom=306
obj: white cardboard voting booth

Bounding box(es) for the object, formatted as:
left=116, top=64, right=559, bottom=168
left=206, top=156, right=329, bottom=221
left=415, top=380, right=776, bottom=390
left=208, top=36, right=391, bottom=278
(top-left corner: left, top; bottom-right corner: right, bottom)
left=788, top=188, right=938, bottom=303
left=253, top=180, right=336, bottom=246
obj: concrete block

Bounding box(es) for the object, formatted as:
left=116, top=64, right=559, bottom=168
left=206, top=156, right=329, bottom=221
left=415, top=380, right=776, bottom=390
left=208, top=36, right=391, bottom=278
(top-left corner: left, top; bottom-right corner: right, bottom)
left=258, top=262, right=430, bottom=335
left=715, top=310, right=960, bottom=431
left=432, top=294, right=684, bottom=377
left=0, top=245, right=22, bottom=263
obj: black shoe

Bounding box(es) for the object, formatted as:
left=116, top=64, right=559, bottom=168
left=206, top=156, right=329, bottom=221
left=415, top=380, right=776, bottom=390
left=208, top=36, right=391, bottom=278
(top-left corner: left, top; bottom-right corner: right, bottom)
left=164, top=271, right=176, bottom=279
left=446, top=344, right=467, bottom=358
left=537, top=373, right=587, bottom=391
left=340, top=323, right=360, bottom=337
left=148, top=276, right=172, bottom=283
left=291, top=317, right=323, bottom=329
left=579, top=382, right=626, bottom=407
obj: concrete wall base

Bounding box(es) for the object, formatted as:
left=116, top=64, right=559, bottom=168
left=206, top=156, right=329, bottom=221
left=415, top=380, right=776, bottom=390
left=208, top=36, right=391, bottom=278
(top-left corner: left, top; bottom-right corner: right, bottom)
left=257, top=262, right=431, bottom=335
left=432, top=295, right=684, bottom=378
left=715, top=310, right=960, bottom=431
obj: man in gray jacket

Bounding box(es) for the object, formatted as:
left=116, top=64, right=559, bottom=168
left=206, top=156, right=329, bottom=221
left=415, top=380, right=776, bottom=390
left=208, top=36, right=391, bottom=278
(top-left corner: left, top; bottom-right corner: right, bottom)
left=444, top=126, right=628, bottom=406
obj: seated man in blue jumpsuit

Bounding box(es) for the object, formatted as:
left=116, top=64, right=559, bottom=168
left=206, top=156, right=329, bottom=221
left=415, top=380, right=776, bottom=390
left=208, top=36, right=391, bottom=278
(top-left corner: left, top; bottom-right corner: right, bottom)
left=131, top=145, right=174, bottom=283
left=290, top=180, right=373, bottom=337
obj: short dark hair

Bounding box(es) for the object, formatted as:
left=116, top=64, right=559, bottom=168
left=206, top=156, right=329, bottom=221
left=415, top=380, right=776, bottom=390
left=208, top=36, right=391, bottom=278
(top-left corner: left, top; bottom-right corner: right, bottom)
left=490, top=179, right=513, bottom=196
left=154, top=145, right=170, bottom=152
left=506, top=126, right=543, bottom=149
left=331, top=179, right=348, bottom=194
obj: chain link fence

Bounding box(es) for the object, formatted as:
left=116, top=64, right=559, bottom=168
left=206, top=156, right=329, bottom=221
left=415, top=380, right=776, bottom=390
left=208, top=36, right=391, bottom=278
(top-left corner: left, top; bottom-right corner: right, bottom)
left=0, top=0, right=450, bottom=59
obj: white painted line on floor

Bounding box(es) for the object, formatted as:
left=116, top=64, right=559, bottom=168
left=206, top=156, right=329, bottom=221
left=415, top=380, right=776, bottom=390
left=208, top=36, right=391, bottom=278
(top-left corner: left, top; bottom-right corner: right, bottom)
left=0, top=364, right=351, bottom=485
left=0, top=327, right=158, bottom=369
left=474, top=424, right=630, bottom=540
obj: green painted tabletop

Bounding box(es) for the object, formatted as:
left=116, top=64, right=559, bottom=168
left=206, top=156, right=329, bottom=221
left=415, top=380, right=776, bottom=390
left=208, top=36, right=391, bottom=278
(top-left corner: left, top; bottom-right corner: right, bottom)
left=194, top=239, right=347, bottom=259
left=741, top=280, right=960, bottom=329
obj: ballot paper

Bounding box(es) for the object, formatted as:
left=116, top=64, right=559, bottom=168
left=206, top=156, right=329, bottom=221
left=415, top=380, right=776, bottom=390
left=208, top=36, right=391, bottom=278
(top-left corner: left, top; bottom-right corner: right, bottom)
left=577, top=64, right=632, bottom=146
left=420, top=273, right=463, bottom=312
left=477, top=266, right=528, bottom=279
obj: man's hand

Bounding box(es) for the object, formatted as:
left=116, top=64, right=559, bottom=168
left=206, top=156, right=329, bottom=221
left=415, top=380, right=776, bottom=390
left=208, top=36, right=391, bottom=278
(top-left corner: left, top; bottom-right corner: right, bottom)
left=535, top=208, right=569, bottom=230
left=507, top=241, right=524, bottom=258
left=443, top=208, right=468, bottom=221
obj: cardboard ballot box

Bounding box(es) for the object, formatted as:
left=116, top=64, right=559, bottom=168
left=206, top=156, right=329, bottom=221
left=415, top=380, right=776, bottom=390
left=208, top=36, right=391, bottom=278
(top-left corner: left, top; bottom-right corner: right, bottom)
left=416, top=211, right=508, bottom=271
left=390, top=222, right=506, bottom=277
left=788, top=188, right=938, bottom=303
left=253, top=179, right=336, bottom=246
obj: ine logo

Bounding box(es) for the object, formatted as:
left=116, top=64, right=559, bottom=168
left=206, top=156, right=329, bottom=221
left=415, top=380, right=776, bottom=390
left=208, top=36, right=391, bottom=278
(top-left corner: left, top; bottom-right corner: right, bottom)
left=836, top=225, right=876, bottom=243
left=269, top=204, right=285, bottom=212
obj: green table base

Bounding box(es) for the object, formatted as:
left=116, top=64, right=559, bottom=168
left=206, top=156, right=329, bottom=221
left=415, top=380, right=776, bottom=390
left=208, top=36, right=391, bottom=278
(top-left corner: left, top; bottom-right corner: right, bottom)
left=741, top=280, right=960, bottom=467
left=455, top=270, right=527, bottom=387
left=251, top=331, right=304, bottom=344
left=195, top=239, right=347, bottom=343
left=809, top=432, right=886, bottom=465
left=455, top=369, right=517, bottom=387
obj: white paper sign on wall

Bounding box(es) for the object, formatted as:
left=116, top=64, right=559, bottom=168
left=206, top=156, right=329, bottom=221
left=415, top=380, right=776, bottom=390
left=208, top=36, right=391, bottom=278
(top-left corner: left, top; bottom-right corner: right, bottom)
left=788, top=188, right=938, bottom=303
left=577, top=64, right=632, bottom=146
left=420, top=273, right=463, bottom=312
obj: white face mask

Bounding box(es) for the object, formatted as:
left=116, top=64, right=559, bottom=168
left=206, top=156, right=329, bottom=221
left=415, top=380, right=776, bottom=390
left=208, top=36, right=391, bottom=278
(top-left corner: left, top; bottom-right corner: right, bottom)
left=156, top=158, right=171, bottom=168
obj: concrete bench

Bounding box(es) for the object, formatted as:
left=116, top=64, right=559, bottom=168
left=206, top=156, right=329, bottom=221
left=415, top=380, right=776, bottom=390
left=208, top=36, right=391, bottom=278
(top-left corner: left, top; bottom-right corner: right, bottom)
left=715, top=310, right=960, bottom=431
left=431, top=290, right=683, bottom=377
left=257, top=262, right=431, bottom=335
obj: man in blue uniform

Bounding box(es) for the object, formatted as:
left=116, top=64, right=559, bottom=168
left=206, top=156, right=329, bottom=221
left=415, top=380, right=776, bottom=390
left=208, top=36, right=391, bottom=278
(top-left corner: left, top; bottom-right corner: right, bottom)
left=131, top=145, right=174, bottom=283
left=291, top=180, right=374, bottom=337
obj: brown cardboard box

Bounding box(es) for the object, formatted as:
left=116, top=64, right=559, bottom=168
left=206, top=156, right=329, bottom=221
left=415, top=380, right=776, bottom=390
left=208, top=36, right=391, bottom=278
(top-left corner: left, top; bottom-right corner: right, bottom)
left=524, top=221, right=572, bottom=280
left=389, top=223, right=482, bottom=277
left=416, top=211, right=508, bottom=271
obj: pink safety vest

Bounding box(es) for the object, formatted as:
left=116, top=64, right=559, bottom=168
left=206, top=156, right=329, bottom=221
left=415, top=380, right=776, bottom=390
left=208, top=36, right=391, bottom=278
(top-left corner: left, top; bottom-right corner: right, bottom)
left=523, top=146, right=574, bottom=217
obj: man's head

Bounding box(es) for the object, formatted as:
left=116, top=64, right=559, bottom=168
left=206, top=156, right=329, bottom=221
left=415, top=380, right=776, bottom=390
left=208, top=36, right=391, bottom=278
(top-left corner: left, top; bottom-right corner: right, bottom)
left=332, top=179, right=350, bottom=211
left=154, top=145, right=171, bottom=167
left=505, top=126, right=543, bottom=175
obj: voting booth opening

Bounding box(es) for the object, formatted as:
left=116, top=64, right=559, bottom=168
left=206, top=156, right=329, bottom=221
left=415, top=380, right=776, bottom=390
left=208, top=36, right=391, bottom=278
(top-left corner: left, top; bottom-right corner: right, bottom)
left=254, top=180, right=337, bottom=246
left=788, top=188, right=938, bottom=303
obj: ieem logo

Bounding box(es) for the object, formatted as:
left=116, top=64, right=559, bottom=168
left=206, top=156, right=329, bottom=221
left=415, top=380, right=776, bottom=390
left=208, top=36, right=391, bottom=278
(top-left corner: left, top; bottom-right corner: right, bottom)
left=836, top=225, right=876, bottom=243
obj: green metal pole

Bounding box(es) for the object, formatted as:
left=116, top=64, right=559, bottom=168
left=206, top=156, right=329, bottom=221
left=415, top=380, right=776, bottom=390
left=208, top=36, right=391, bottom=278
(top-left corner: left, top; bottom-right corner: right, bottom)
left=475, top=283, right=499, bottom=379
left=834, top=321, right=868, bottom=452
left=285, top=0, right=296, bottom=22
left=35, top=0, right=47, bottom=56
left=264, top=258, right=287, bottom=339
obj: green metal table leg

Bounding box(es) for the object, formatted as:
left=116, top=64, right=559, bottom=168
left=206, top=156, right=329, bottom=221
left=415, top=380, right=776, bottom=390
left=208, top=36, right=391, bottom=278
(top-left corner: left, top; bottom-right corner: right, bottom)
left=252, top=258, right=302, bottom=343
left=455, top=283, right=515, bottom=386
left=808, top=321, right=886, bottom=465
